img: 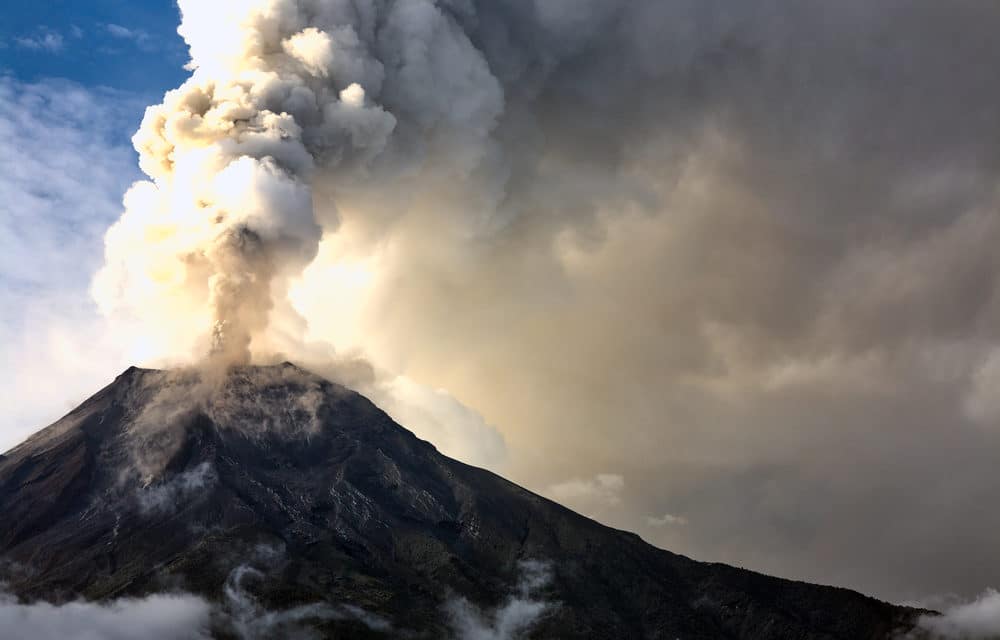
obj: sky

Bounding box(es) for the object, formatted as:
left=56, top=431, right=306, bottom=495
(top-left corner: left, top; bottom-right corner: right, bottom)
left=0, top=1, right=187, bottom=443
left=4, top=0, right=1000, bottom=613
left=0, top=1, right=187, bottom=93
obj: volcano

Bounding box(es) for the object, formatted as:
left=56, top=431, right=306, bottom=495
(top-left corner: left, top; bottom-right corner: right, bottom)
left=0, top=363, right=919, bottom=638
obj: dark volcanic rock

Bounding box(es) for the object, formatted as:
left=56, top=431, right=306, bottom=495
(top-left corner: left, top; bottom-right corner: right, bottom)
left=0, top=363, right=919, bottom=638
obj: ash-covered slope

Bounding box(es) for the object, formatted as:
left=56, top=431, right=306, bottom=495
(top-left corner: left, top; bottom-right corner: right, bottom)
left=0, top=364, right=917, bottom=638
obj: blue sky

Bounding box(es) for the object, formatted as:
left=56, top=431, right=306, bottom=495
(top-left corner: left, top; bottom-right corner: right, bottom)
left=0, top=2, right=189, bottom=446
left=1, top=1, right=187, bottom=95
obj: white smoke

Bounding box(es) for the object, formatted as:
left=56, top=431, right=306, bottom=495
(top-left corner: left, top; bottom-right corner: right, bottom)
left=222, top=564, right=392, bottom=639
left=136, top=462, right=217, bottom=515
left=0, top=590, right=212, bottom=640
left=909, top=590, right=1000, bottom=639
left=0, top=561, right=556, bottom=640
left=446, top=560, right=554, bottom=640
left=112, top=362, right=508, bottom=485
left=92, top=0, right=398, bottom=365
left=0, top=564, right=394, bottom=640
left=91, top=0, right=513, bottom=369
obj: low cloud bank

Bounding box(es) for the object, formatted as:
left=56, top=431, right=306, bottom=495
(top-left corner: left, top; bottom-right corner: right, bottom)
left=910, top=589, right=1000, bottom=639
left=0, top=560, right=392, bottom=640
left=0, top=560, right=555, bottom=639
left=0, top=590, right=212, bottom=640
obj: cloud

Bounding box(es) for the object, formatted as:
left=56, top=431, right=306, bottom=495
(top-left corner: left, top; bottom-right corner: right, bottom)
left=368, top=375, right=508, bottom=471
left=545, top=474, right=625, bottom=513
left=92, top=0, right=398, bottom=366
left=0, top=591, right=211, bottom=640
left=446, top=560, right=553, bottom=640
left=104, top=24, right=155, bottom=51
left=14, top=30, right=64, bottom=52
left=271, top=0, right=1000, bottom=603
left=0, top=77, right=146, bottom=451
left=0, top=560, right=557, bottom=639
left=136, top=462, right=216, bottom=514
left=222, top=565, right=392, bottom=638
left=908, top=590, right=1000, bottom=639
left=11, top=0, right=1000, bottom=607
left=0, top=561, right=394, bottom=640
left=646, top=513, right=689, bottom=528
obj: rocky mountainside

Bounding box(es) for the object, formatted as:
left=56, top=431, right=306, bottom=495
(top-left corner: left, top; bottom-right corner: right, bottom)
left=0, top=363, right=920, bottom=638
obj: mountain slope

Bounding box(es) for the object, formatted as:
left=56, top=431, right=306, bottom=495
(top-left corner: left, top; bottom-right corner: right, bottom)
left=0, top=364, right=918, bottom=638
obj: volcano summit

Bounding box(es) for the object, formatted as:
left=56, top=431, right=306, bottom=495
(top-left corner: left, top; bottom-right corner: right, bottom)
left=0, top=364, right=919, bottom=638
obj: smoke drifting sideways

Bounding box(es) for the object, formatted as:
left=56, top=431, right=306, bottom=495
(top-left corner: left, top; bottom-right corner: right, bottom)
left=79, top=0, right=1000, bottom=602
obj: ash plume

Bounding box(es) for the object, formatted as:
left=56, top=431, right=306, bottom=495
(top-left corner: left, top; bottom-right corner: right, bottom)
left=74, top=0, right=1000, bottom=604
left=92, top=0, right=396, bottom=365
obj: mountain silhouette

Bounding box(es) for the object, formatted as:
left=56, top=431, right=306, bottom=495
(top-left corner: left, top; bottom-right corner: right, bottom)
left=0, top=363, right=920, bottom=638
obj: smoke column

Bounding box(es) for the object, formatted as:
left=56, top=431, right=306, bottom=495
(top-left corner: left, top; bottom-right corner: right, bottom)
left=93, top=1, right=400, bottom=364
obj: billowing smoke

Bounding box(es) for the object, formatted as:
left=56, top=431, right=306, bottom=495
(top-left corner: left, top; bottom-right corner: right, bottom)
left=92, top=0, right=396, bottom=364
left=905, top=590, right=1000, bottom=639
left=79, top=0, right=1000, bottom=604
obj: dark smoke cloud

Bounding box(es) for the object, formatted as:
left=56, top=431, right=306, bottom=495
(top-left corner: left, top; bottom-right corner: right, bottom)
left=295, top=0, right=1000, bottom=603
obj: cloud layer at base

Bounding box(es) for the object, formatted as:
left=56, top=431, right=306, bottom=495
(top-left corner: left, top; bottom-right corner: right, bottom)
left=909, top=590, right=1000, bottom=639
left=0, top=592, right=211, bottom=640
left=0, top=560, right=553, bottom=640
